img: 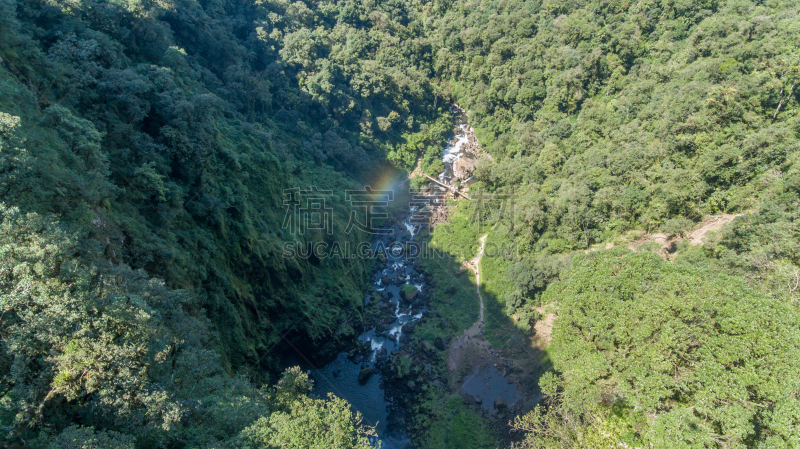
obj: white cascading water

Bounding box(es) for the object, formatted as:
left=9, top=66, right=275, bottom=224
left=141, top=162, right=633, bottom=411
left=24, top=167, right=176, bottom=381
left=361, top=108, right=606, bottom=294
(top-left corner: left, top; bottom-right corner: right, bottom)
left=439, top=124, right=470, bottom=183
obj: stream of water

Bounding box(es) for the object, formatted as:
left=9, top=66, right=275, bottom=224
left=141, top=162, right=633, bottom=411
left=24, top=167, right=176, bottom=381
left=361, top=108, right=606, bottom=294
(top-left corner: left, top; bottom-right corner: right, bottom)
left=308, top=212, right=424, bottom=448
left=438, top=106, right=473, bottom=185
left=310, top=109, right=478, bottom=448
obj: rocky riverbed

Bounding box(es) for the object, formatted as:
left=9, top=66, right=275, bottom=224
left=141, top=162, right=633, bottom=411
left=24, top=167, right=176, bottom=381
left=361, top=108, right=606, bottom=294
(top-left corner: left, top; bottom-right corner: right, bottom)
left=310, top=105, right=536, bottom=448
left=439, top=105, right=491, bottom=185
left=308, top=207, right=445, bottom=447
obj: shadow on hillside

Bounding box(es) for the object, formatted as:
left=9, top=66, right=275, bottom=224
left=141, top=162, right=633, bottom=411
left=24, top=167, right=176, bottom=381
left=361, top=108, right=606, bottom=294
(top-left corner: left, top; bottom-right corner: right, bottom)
left=410, top=218, right=552, bottom=441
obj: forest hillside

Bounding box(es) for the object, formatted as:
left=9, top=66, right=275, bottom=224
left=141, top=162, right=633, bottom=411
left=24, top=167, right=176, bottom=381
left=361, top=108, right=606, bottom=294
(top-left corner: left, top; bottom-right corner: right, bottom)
left=1, top=0, right=799, bottom=448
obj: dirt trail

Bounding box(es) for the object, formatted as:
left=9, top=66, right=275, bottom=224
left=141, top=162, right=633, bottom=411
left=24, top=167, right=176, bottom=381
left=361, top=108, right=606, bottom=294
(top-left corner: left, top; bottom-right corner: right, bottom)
left=688, top=213, right=743, bottom=245
left=531, top=303, right=556, bottom=351
left=446, top=234, right=541, bottom=425
left=622, top=213, right=745, bottom=256
left=471, top=234, right=487, bottom=323
left=447, top=234, right=490, bottom=374
left=464, top=233, right=488, bottom=333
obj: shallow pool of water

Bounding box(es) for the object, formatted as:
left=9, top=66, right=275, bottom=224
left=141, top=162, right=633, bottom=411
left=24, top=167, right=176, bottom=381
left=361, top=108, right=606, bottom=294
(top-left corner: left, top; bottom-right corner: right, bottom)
left=461, top=363, right=522, bottom=411
left=310, top=353, right=387, bottom=432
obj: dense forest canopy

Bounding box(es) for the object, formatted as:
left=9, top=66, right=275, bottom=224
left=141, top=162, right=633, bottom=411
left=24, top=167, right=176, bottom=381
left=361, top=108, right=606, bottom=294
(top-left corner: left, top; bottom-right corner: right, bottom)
left=1, top=0, right=799, bottom=447
left=513, top=251, right=800, bottom=448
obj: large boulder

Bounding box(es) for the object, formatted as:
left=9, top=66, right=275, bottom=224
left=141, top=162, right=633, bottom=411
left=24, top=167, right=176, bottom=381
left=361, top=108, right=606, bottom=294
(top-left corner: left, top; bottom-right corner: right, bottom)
left=453, top=155, right=478, bottom=181
left=358, top=367, right=373, bottom=385
left=434, top=336, right=446, bottom=351
left=494, top=395, right=507, bottom=410
left=400, top=284, right=418, bottom=301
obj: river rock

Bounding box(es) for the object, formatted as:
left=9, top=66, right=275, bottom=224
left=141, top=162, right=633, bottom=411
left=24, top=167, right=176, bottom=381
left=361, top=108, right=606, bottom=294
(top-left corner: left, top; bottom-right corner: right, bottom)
left=494, top=395, right=507, bottom=410
left=402, top=321, right=416, bottom=334
left=452, top=155, right=477, bottom=181
left=358, top=367, right=372, bottom=385
left=400, top=285, right=418, bottom=300
left=475, top=395, right=482, bottom=405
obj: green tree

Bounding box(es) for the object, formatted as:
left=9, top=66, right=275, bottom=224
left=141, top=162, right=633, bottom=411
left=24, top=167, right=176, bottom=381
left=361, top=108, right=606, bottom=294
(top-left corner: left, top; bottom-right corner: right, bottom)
left=235, top=367, right=376, bottom=449
left=516, top=250, right=800, bottom=448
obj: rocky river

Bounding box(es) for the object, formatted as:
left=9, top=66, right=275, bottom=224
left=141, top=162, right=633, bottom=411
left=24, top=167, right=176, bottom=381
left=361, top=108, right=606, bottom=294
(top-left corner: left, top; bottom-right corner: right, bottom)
left=309, top=208, right=430, bottom=447
left=307, top=107, right=531, bottom=448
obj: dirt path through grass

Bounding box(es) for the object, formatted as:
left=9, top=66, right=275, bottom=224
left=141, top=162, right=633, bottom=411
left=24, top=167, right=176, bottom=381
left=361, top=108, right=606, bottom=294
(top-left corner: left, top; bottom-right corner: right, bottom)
left=447, top=234, right=490, bottom=375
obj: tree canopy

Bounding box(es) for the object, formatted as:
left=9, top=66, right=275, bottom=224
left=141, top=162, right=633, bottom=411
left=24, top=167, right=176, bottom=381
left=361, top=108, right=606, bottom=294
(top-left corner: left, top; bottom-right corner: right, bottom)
left=513, top=250, right=800, bottom=448
left=1, top=0, right=799, bottom=447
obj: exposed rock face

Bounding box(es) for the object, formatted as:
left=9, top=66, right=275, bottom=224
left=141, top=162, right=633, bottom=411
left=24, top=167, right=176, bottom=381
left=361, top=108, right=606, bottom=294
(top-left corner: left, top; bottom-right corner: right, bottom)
left=444, top=107, right=491, bottom=184
left=452, top=155, right=478, bottom=181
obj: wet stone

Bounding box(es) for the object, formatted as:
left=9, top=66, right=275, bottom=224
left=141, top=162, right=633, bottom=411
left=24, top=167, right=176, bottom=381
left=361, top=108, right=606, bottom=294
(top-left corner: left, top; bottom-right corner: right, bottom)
left=358, top=366, right=372, bottom=385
